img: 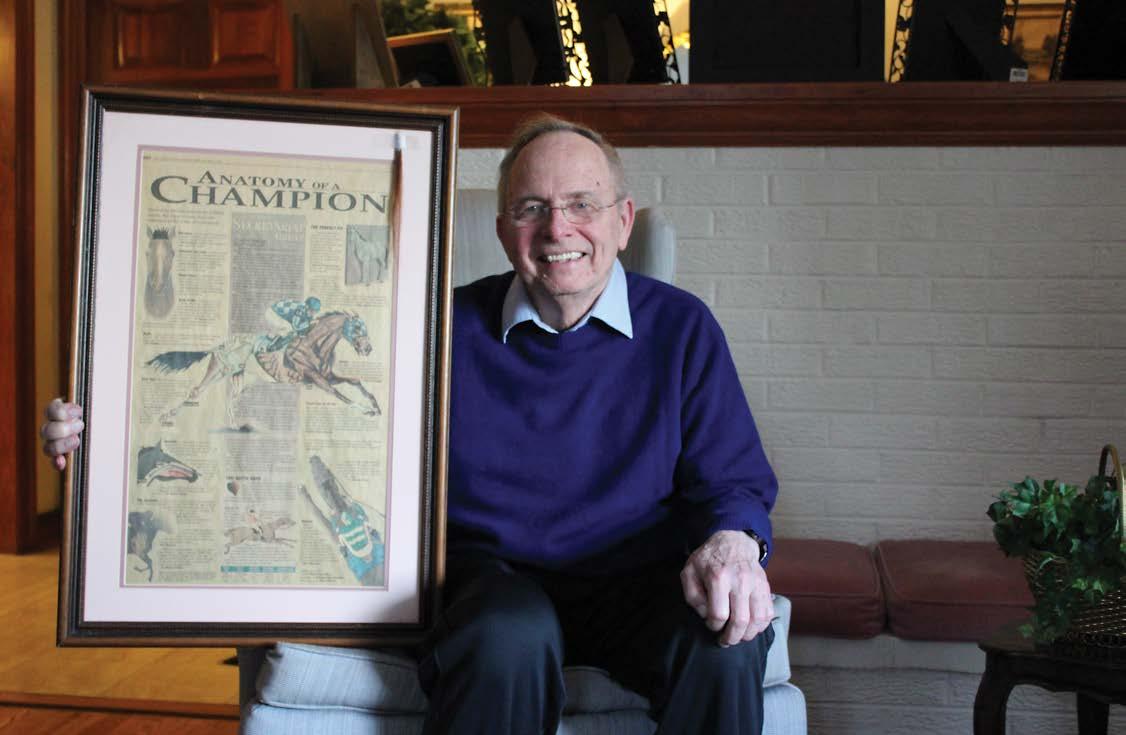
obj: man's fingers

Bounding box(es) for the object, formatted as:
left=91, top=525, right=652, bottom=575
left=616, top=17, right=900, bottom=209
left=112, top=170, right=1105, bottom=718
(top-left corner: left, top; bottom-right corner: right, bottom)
left=45, top=399, right=82, bottom=422
left=53, top=454, right=67, bottom=472
left=40, top=419, right=84, bottom=442
left=45, top=398, right=66, bottom=421
left=742, top=577, right=776, bottom=641
left=721, top=587, right=751, bottom=646
left=43, top=434, right=80, bottom=459
left=704, top=568, right=731, bottom=632
left=680, top=565, right=708, bottom=618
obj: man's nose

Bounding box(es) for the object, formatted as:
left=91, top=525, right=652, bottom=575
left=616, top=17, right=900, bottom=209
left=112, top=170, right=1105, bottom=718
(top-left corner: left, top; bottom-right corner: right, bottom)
left=542, top=206, right=574, bottom=239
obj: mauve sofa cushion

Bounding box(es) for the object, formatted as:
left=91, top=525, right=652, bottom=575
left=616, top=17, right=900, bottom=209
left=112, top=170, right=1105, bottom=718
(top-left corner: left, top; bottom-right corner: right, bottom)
left=767, top=538, right=885, bottom=639
left=875, top=539, right=1033, bottom=641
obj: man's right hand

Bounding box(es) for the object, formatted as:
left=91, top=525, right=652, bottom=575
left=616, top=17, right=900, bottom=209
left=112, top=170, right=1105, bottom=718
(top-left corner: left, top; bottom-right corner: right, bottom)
left=40, top=398, right=85, bottom=471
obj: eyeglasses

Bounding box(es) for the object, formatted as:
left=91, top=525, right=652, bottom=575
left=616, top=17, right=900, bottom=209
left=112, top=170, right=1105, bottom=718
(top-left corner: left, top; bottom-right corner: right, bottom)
left=507, top=197, right=622, bottom=227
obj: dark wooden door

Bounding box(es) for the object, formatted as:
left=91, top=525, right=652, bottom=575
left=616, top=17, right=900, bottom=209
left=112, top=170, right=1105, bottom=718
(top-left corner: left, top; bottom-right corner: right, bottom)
left=0, top=0, right=38, bottom=552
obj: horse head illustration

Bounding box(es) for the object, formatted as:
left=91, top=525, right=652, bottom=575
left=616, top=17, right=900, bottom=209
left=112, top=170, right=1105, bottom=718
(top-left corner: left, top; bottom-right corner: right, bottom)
left=144, top=226, right=176, bottom=319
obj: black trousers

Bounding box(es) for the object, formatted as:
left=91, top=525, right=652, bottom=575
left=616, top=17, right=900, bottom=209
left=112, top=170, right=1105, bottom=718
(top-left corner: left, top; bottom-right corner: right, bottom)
left=417, top=555, right=774, bottom=735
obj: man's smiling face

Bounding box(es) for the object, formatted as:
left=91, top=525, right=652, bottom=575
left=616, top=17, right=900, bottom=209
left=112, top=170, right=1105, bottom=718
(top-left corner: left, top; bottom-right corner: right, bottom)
left=496, top=131, right=634, bottom=327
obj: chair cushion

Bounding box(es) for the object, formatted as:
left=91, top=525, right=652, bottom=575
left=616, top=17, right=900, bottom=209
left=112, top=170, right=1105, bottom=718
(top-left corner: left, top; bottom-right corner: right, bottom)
left=766, top=538, right=885, bottom=639
left=875, top=539, right=1032, bottom=641
left=255, top=595, right=794, bottom=715
left=258, top=645, right=427, bottom=713
left=243, top=680, right=809, bottom=735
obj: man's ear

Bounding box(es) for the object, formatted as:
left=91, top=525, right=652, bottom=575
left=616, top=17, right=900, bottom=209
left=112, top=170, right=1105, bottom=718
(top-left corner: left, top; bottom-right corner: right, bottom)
left=496, top=214, right=518, bottom=266
left=616, top=197, right=636, bottom=253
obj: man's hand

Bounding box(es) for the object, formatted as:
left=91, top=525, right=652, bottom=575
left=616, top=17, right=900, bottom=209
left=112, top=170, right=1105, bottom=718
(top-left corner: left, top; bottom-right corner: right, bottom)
left=681, top=530, right=774, bottom=647
left=40, top=398, right=85, bottom=471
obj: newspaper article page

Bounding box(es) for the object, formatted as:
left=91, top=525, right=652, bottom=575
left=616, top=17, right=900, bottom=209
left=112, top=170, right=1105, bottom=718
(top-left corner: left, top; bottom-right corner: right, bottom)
left=124, top=147, right=395, bottom=589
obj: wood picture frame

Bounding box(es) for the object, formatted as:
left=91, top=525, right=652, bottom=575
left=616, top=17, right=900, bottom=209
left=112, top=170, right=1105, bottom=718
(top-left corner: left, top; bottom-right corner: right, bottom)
left=1009, top=1, right=1068, bottom=81
left=388, top=28, right=473, bottom=87
left=58, top=86, right=456, bottom=647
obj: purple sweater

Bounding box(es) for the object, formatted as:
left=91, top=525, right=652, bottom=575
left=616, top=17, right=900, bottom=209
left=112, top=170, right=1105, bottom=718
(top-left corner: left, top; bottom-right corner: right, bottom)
left=447, top=271, right=777, bottom=574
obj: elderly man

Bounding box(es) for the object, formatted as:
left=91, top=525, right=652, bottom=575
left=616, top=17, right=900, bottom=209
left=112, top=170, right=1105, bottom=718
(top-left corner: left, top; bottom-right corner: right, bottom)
left=42, top=115, right=778, bottom=735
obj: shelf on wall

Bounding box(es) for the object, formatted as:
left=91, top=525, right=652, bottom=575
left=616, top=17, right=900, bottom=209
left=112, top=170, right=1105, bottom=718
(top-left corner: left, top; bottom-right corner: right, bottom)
left=301, top=81, right=1126, bottom=147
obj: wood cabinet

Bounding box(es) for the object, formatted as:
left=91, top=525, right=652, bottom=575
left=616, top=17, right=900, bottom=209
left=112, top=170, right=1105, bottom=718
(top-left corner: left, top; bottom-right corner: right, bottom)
left=85, top=0, right=293, bottom=89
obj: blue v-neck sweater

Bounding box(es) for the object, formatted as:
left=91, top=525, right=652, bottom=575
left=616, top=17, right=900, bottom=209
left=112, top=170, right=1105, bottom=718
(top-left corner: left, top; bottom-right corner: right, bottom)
left=448, top=271, right=777, bottom=575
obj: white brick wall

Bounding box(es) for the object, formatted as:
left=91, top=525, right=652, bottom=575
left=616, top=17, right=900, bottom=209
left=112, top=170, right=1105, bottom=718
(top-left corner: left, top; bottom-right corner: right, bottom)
left=458, top=145, right=1126, bottom=545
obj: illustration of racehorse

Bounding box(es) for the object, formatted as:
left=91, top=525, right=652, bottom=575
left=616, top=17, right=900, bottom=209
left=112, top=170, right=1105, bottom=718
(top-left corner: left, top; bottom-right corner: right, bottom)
left=223, top=517, right=296, bottom=554
left=346, top=225, right=388, bottom=284
left=146, top=311, right=381, bottom=425
left=144, top=226, right=176, bottom=319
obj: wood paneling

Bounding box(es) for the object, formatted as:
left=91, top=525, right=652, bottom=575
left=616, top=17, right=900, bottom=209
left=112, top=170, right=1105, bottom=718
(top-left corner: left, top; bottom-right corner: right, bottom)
left=0, top=0, right=37, bottom=553
left=212, top=1, right=278, bottom=65
left=112, top=1, right=200, bottom=70
left=87, top=0, right=291, bottom=86
left=306, top=81, right=1126, bottom=148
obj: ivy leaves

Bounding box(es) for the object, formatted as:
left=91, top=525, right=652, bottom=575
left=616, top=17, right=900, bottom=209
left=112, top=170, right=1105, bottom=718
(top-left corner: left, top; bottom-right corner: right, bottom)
left=988, top=475, right=1124, bottom=643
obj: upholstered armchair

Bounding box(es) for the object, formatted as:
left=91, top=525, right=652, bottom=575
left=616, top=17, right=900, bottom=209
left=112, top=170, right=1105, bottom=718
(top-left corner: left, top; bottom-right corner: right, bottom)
left=237, top=191, right=807, bottom=735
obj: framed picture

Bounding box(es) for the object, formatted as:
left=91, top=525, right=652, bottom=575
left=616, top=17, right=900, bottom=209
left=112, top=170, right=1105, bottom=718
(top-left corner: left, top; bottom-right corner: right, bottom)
left=58, top=87, right=457, bottom=646
left=388, top=28, right=473, bottom=86
left=1009, top=1, right=1068, bottom=81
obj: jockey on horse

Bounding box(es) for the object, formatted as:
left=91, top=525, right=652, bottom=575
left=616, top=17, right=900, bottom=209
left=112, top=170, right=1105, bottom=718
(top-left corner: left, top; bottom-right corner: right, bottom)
left=263, top=296, right=321, bottom=353
left=147, top=297, right=379, bottom=424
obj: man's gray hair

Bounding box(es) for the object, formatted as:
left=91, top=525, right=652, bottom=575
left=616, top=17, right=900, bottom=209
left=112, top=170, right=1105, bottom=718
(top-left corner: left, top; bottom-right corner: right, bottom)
left=496, top=114, right=627, bottom=213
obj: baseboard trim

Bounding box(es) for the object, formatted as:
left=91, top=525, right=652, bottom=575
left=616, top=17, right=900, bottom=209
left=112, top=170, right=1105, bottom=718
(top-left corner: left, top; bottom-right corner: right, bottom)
left=32, top=510, right=60, bottom=551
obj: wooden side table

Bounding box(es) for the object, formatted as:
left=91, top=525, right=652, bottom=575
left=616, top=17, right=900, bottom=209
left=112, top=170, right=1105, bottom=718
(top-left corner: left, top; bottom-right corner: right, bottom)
left=975, top=622, right=1126, bottom=734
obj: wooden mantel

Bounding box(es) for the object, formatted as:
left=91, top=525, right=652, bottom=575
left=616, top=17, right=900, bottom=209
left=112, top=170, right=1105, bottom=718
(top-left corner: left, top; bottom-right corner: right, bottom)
left=306, top=81, right=1126, bottom=148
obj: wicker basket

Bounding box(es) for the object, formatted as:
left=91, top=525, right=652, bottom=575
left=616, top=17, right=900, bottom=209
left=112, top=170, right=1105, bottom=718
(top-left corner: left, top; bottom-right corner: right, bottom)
left=1023, top=444, right=1126, bottom=647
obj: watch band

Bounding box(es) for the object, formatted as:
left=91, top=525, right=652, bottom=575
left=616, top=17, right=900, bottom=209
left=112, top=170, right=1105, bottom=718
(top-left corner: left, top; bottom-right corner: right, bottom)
left=746, top=530, right=768, bottom=563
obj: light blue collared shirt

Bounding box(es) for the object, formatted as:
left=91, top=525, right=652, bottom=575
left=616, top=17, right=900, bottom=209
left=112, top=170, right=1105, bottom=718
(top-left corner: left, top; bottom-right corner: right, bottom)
left=501, top=259, right=633, bottom=343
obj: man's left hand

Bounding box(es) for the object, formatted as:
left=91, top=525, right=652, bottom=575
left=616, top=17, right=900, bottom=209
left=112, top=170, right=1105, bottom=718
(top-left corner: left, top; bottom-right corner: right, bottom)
left=680, top=530, right=774, bottom=647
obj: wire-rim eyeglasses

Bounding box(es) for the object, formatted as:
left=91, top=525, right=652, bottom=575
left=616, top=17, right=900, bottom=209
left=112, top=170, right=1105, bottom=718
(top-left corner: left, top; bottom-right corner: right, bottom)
left=506, top=197, right=624, bottom=227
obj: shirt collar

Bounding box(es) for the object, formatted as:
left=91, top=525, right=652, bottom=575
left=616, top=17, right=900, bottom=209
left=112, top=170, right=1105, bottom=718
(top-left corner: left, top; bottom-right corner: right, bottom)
left=501, top=259, right=633, bottom=343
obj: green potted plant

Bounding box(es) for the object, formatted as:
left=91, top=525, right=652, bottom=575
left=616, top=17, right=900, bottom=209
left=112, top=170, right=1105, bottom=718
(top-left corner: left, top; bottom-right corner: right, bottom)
left=987, top=445, right=1125, bottom=644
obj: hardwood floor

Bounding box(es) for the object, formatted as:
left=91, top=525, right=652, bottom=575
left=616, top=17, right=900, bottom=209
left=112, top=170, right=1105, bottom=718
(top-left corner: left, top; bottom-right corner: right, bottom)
left=0, top=550, right=239, bottom=732
left=0, top=703, right=236, bottom=734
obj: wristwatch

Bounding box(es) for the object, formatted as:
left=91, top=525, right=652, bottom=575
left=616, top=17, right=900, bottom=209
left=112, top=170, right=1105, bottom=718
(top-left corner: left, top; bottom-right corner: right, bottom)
left=746, top=530, right=768, bottom=563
